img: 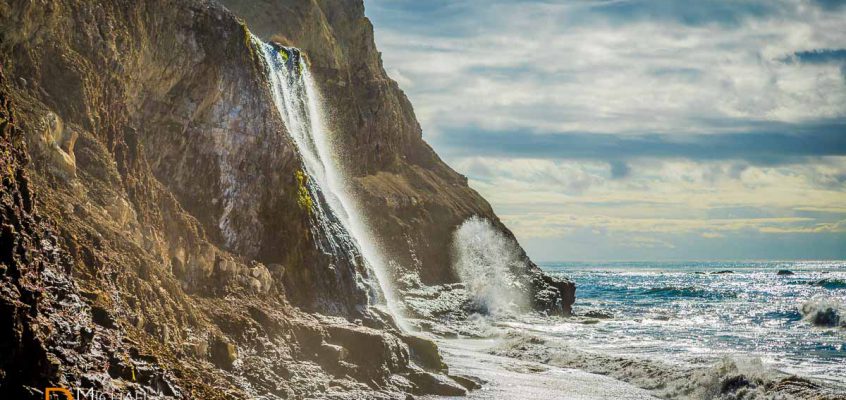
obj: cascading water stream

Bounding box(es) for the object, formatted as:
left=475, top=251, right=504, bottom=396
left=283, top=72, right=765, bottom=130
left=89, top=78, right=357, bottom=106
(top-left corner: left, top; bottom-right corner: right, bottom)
left=254, top=37, right=405, bottom=328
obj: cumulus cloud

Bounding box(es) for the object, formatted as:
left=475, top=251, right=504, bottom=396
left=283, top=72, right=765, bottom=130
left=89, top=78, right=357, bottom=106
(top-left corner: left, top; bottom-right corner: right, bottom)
left=368, top=0, right=846, bottom=137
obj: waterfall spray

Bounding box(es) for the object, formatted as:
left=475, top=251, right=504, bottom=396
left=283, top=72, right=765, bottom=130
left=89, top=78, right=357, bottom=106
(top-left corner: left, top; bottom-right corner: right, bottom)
left=254, top=37, right=406, bottom=328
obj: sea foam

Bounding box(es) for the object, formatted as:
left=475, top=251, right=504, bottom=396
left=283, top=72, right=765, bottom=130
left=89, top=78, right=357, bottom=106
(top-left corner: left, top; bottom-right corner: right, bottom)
left=451, top=217, right=528, bottom=315
left=800, top=297, right=845, bottom=328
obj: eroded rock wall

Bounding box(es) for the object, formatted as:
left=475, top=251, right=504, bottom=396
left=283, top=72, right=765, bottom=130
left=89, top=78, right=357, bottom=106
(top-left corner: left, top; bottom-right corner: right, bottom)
left=0, top=0, right=462, bottom=398
left=0, top=0, right=573, bottom=397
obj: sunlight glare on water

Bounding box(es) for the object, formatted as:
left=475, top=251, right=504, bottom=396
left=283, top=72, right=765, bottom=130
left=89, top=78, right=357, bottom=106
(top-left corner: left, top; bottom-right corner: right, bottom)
left=537, top=261, right=846, bottom=384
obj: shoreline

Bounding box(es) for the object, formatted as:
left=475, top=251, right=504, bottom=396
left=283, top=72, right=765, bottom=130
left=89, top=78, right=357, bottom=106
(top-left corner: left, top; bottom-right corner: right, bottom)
left=416, top=329, right=846, bottom=400
left=481, top=327, right=846, bottom=400
left=424, top=338, right=656, bottom=400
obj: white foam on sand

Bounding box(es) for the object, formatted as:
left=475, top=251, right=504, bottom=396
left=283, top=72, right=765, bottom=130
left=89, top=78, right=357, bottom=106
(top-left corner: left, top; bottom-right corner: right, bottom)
left=426, top=338, right=657, bottom=400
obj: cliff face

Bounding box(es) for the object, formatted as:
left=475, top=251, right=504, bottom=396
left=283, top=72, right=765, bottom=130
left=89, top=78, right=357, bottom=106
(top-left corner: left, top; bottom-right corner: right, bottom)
left=219, top=0, right=574, bottom=313
left=0, top=0, right=572, bottom=397
left=0, top=1, right=456, bottom=397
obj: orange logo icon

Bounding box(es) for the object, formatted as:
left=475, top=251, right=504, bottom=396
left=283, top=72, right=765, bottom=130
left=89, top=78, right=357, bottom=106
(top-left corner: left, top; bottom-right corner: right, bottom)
left=45, top=387, right=74, bottom=400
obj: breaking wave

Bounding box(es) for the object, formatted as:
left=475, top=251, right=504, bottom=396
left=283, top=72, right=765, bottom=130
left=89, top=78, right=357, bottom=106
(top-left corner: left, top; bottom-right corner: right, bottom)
left=800, top=297, right=845, bottom=328
left=451, top=216, right=528, bottom=315
left=810, top=278, right=846, bottom=290
left=643, top=286, right=736, bottom=299
left=492, top=331, right=840, bottom=400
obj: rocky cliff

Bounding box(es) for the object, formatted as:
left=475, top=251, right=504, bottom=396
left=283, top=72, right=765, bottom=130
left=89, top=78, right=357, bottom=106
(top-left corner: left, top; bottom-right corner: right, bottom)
left=218, top=0, right=574, bottom=314
left=0, top=0, right=573, bottom=398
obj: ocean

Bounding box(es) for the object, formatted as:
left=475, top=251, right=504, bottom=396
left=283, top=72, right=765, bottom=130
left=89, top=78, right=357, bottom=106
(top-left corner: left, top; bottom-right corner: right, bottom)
left=534, top=261, right=846, bottom=384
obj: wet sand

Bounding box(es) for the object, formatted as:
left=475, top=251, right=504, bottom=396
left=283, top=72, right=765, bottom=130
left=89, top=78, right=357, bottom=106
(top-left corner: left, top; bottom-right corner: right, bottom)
left=427, top=339, right=657, bottom=400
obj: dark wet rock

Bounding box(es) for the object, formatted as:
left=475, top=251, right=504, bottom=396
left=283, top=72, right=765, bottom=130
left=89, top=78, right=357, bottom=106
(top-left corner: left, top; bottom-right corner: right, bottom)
left=800, top=299, right=844, bottom=328
left=401, top=334, right=446, bottom=372
left=209, top=336, right=238, bottom=370
left=449, top=374, right=483, bottom=390
left=769, top=375, right=843, bottom=398
left=777, top=270, right=795, bottom=276
left=413, top=320, right=461, bottom=339
left=91, top=306, right=118, bottom=329
left=325, top=324, right=409, bottom=382
left=0, top=69, right=183, bottom=398
left=808, top=308, right=841, bottom=327
left=810, top=278, right=846, bottom=290
left=713, top=270, right=735, bottom=274
left=583, top=310, right=614, bottom=319
left=539, top=274, right=576, bottom=316
left=408, top=369, right=467, bottom=396
left=721, top=374, right=752, bottom=393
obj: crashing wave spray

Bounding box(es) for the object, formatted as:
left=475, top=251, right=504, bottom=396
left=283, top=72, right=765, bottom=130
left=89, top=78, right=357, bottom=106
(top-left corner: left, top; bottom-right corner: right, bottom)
left=254, top=37, right=404, bottom=326
left=452, top=216, right=529, bottom=314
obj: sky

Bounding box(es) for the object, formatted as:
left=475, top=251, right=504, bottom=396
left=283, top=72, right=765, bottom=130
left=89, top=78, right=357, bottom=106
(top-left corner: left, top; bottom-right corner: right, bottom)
left=364, top=0, right=846, bottom=261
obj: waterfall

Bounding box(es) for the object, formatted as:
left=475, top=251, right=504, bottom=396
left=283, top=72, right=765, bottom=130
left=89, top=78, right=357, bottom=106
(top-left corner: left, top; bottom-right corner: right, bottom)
left=254, top=37, right=404, bottom=325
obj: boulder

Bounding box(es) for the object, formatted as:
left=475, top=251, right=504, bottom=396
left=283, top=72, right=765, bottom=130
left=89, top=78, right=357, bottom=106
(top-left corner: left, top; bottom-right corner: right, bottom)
left=541, top=274, right=576, bottom=315
left=318, top=342, right=349, bottom=364
left=583, top=310, right=613, bottom=319
left=325, top=324, right=409, bottom=381
left=400, top=334, right=446, bottom=372
left=407, top=370, right=467, bottom=396
left=449, top=374, right=482, bottom=390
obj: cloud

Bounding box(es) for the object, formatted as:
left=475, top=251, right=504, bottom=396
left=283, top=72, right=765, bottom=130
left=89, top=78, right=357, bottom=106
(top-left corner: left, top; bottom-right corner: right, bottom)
left=368, top=0, right=846, bottom=139
left=759, top=219, right=846, bottom=233
left=811, top=0, right=846, bottom=11
left=791, top=48, right=846, bottom=64
left=365, top=0, right=846, bottom=260
left=587, top=0, right=785, bottom=27
left=621, top=236, right=676, bottom=249
left=506, top=213, right=813, bottom=237
left=782, top=48, right=846, bottom=77
left=609, top=160, right=631, bottom=179
left=456, top=157, right=846, bottom=254
left=433, top=122, right=846, bottom=164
